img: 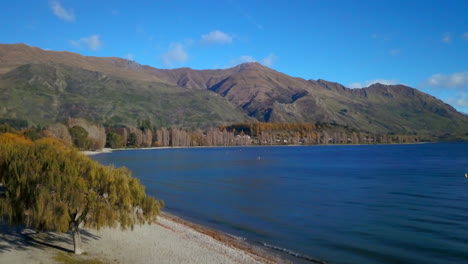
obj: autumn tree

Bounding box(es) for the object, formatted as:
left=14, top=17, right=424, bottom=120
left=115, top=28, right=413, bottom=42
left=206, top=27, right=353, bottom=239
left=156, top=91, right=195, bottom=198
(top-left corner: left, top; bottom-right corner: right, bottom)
left=43, top=123, right=73, bottom=146
left=69, top=126, right=90, bottom=150
left=67, top=118, right=106, bottom=150
left=0, top=133, right=163, bottom=254
left=106, top=131, right=123, bottom=149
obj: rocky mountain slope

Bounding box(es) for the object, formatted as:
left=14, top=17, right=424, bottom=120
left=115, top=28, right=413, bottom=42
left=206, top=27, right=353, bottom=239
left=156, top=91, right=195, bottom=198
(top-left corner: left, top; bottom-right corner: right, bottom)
left=0, top=43, right=467, bottom=138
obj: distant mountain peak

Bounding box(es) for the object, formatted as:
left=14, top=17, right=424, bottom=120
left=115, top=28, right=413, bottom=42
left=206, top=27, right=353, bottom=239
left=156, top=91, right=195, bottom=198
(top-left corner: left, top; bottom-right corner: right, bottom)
left=239, top=61, right=262, bottom=66
left=236, top=62, right=267, bottom=71
left=368, top=82, right=392, bottom=87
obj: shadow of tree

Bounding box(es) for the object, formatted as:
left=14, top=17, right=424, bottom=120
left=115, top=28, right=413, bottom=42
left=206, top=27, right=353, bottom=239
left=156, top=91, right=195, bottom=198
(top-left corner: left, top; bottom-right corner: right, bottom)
left=0, top=224, right=101, bottom=254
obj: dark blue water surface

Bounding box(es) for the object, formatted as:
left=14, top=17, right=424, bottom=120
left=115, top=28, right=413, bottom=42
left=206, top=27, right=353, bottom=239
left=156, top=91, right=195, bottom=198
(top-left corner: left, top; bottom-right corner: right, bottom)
left=92, top=143, right=468, bottom=264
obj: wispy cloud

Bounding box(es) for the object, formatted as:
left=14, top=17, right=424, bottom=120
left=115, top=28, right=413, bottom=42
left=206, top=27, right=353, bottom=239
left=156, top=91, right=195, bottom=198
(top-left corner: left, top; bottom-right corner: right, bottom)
left=424, top=71, right=468, bottom=89
left=422, top=71, right=468, bottom=113
left=201, top=30, right=233, bottom=45
left=228, top=55, right=256, bottom=66
left=261, top=53, right=278, bottom=67
left=227, top=54, right=278, bottom=68
left=70, top=35, right=102, bottom=51
left=446, top=92, right=468, bottom=108
left=124, top=53, right=134, bottom=60
left=243, top=12, right=263, bottom=30
left=348, top=79, right=398, bottom=88
left=49, top=0, right=75, bottom=22
left=463, top=32, right=468, bottom=40
left=161, top=43, right=188, bottom=67
left=389, top=49, right=401, bottom=55
left=442, top=32, right=452, bottom=44
left=228, top=1, right=263, bottom=30
left=135, top=25, right=157, bottom=43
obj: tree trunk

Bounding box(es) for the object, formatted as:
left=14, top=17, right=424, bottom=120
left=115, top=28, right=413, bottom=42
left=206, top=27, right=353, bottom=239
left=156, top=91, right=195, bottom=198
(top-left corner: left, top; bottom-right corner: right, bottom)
left=71, top=222, right=82, bottom=255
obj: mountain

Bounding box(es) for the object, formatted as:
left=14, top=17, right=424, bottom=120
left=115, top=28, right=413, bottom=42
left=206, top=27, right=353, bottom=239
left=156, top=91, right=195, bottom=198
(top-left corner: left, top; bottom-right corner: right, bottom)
left=143, top=62, right=468, bottom=136
left=0, top=63, right=252, bottom=128
left=0, top=43, right=467, bottom=139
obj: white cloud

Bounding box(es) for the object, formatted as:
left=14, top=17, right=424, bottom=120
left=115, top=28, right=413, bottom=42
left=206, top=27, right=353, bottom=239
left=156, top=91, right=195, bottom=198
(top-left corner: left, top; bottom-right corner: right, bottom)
left=125, top=53, right=134, bottom=60
left=70, top=35, right=102, bottom=51
left=454, top=95, right=468, bottom=107
left=201, top=30, right=233, bottom=45
left=389, top=49, right=401, bottom=55
left=161, top=43, right=188, bottom=67
left=49, top=0, right=75, bottom=22
left=446, top=92, right=468, bottom=109
left=421, top=72, right=468, bottom=113
left=348, top=79, right=398, bottom=88
left=424, top=71, right=468, bottom=89
left=442, top=32, right=452, bottom=44
left=261, top=53, right=278, bottom=67
left=463, top=32, right=468, bottom=40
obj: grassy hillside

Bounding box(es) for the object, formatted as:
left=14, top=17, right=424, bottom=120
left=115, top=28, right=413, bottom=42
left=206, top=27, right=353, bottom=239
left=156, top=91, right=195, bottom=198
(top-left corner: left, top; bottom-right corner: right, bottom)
left=0, top=63, right=253, bottom=128
left=0, top=44, right=467, bottom=140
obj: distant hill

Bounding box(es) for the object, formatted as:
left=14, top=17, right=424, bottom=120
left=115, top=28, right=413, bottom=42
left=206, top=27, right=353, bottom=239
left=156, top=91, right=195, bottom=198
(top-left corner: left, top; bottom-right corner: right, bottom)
left=0, top=43, right=467, bottom=139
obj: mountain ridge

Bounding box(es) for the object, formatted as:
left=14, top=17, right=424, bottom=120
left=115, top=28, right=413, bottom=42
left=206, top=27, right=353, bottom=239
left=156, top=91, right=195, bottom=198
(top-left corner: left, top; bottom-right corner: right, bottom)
left=0, top=43, right=467, bottom=138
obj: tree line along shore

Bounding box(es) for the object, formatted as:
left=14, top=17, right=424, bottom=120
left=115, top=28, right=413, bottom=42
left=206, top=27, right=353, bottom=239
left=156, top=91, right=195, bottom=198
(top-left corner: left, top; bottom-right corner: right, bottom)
left=0, top=118, right=422, bottom=151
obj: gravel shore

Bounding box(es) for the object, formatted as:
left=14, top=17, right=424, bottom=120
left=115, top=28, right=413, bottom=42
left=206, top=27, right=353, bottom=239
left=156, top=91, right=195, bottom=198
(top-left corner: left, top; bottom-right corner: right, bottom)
left=0, top=214, right=281, bottom=264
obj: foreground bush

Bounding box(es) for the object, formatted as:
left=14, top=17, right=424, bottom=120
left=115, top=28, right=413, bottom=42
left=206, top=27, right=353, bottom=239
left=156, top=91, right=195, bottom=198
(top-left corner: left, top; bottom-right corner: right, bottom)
left=0, top=133, right=163, bottom=254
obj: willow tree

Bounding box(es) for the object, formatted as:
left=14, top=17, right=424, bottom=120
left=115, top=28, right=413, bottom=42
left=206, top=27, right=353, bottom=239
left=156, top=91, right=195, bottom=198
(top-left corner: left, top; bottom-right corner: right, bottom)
left=0, top=133, right=163, bottom=254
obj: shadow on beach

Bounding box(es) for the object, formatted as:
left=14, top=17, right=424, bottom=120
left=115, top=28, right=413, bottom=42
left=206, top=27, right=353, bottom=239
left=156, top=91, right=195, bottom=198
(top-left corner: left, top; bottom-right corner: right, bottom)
left=0, top=223, right=101, bottom=254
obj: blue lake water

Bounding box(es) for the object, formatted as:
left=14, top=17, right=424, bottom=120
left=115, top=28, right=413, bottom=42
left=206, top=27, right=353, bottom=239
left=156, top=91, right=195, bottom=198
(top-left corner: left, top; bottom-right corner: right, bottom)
left=92, top=143, right=468, bottom=264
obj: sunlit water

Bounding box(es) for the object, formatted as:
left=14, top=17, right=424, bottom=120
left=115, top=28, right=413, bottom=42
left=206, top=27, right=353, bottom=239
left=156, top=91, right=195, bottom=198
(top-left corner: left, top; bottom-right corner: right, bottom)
left=92, top=143, right=468, bottom=264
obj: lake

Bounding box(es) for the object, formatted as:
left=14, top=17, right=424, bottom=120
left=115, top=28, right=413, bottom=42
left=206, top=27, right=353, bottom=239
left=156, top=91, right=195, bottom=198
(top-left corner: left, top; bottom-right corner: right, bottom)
left=92, top=143, right=468, bottom=264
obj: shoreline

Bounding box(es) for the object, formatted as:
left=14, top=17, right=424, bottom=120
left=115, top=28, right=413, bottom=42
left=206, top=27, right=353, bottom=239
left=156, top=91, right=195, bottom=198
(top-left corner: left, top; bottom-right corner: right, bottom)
left=160, top=212, right=287, bottom=264
left=0, top=211, right=285, bottom=264
left=81, top=141, right=432, bottom=156
left=161, top=211, right=327, bottom=264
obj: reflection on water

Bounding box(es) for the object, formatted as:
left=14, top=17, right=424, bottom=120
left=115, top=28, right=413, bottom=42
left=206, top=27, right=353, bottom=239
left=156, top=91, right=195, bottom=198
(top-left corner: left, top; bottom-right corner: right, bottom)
left=93, top=143, right=468, bottom=264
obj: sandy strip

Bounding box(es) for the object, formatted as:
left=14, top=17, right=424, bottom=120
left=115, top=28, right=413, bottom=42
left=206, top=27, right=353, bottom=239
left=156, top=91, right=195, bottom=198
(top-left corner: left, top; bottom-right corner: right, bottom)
left=80, top=147, right=113, bottom=156
left=0, top=214, right=284, bottom=264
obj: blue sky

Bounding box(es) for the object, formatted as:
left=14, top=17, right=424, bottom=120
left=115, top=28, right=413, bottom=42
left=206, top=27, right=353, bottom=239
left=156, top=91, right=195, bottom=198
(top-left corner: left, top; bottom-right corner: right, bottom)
left=1, top=0, right=467, bottom=113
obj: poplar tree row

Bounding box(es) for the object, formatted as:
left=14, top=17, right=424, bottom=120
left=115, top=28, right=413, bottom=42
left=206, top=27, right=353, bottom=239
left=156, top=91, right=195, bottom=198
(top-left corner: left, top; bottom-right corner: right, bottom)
left=1, top=119, right=421, bottom=150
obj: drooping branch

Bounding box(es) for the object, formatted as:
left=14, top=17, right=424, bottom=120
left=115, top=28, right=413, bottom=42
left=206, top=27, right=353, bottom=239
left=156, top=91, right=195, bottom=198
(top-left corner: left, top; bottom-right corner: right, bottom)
left=0, top=133, right=164, bottom=254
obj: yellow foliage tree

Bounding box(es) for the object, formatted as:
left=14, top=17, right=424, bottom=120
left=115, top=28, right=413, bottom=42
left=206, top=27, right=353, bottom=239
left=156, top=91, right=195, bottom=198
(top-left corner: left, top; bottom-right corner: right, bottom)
left=0, top=133, right=163, bottom=254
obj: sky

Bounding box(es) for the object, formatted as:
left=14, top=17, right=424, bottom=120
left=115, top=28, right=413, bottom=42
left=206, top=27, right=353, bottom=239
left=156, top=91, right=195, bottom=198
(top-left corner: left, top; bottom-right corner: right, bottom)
left=1, top=0, right=467, bottom=113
